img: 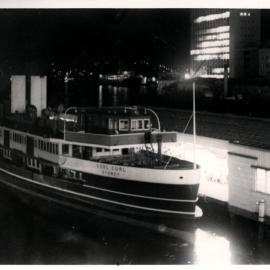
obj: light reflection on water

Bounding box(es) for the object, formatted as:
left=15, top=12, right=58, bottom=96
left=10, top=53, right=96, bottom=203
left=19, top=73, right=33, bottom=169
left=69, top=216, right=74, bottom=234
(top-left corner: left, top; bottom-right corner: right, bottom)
left=194, top=228, right=231, bottom=264
left=0, top=186, right=269, bottom=264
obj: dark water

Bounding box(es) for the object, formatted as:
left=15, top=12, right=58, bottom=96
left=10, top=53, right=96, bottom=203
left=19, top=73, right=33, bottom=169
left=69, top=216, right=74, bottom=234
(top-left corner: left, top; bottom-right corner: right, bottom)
left=0, top=187, right=269, bottom=265
left=47, top=81, right=159, bottom=108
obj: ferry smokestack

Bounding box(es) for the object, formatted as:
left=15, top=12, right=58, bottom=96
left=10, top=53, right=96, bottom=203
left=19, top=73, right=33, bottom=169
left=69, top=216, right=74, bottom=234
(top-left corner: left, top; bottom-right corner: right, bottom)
left=30, top=76, right=47, bottom=117
left=11, top=75, right=26, bottom=113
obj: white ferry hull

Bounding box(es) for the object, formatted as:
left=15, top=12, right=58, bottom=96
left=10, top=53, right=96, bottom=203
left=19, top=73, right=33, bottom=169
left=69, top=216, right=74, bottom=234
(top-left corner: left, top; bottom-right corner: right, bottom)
left=0, top=158, right=200, bottom=235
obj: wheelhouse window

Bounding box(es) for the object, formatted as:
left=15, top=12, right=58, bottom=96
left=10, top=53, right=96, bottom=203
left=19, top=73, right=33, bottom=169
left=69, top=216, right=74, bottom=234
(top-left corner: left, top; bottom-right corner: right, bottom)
left=144, top=119, right=150, bottom=129
left=255, top=168, right=270, bottom=194
left=108, top=118, right=114, bottom=130
left=131, top=119, right=137, bottom=130
left=119, top=119, right=129, bottom=131
left=130, top=119, right=150, bottom=131
left=138, top=120, right=143, bottom=129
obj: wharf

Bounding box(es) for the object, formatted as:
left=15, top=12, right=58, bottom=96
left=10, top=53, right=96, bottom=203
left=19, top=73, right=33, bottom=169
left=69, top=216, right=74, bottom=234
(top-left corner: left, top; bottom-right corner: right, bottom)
left=156, top=108, right=270, bottom=151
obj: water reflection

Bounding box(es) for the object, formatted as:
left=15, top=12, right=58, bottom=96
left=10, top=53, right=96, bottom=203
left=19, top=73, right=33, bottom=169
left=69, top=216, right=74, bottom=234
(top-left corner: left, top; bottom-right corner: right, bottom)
left=100, top=85, right=129, bottom=107
left=194, top=228, right=231, bottom=264
left=0, top=187, right=269, bottom=264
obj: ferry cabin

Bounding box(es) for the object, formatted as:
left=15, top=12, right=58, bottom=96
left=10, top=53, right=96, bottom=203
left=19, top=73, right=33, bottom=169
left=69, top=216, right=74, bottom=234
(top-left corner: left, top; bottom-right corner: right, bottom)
left=0, top=108, right=177, bottom=182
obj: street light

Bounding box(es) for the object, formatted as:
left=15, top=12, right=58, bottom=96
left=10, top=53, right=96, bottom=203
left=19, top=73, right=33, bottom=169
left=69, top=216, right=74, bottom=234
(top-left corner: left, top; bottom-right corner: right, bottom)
left=63, top=106, right=77, bottom=141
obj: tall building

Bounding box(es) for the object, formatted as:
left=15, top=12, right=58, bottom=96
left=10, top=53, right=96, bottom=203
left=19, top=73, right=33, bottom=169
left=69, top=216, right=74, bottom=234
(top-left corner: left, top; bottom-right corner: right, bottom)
left=190, top=9, right=261, bottom=79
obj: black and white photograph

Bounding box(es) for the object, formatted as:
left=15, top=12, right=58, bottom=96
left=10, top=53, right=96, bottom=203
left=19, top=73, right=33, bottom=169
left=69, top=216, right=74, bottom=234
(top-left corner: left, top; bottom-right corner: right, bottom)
left=0, top=0, right=269, bottom=265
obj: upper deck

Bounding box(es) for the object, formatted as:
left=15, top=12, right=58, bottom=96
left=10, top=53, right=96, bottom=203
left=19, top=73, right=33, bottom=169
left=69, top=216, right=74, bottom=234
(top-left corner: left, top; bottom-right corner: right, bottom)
left=1, top=106, right=177, bottom=146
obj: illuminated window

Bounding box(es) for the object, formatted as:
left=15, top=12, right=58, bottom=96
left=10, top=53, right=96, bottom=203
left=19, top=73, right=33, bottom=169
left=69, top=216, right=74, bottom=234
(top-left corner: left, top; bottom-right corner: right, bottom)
left=191, top=46, right=229, bottom=55
left=194, top=11, right=230, bottom=24
left=197, top=40, right=230, bottom=49
left=131, top=119, right=137, bottom=130
left=198, top=33, right=230, bottom=42
left=198, top=26, right=230, bottom=35
left=194, top=53, right=229, bottom=61
left=199, top=74, right=224, bottom=79
left=108, top=118, right=114, bottom=130
left=255, top=168, right=270, bottom=194
left=212, top=68, right=229, bottom=74
left=119, top=119, right=129, bottom=131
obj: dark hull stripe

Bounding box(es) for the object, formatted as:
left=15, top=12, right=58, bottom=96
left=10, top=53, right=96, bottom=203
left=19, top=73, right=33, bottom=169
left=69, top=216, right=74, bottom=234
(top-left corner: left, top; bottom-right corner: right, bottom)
left=83, top=172, right=199, bottom=200
left=83, top=183, right=198, bottom=202
left=0, top=167, right=195, bottom=215
left=71, top=182, right=196, bottom=212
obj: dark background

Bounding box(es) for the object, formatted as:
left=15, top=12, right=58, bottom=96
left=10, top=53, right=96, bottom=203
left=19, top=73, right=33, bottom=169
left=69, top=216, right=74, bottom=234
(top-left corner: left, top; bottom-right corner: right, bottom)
left=0, top=9, right=191, bottom=75
left=0, top=9, right=269, bottom=74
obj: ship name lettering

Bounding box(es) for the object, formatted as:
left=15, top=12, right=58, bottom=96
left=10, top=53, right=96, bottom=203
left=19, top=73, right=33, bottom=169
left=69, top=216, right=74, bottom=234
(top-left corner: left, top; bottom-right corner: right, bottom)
left=97, top=163, right=127, bottom=176
left=102, top=170, right=120, bottom=177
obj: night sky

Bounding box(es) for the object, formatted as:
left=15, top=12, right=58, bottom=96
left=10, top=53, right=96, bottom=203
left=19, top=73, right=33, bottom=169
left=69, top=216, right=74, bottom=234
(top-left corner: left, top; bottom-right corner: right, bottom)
left=0, top=9, right=190, bottom=74
left=0, top=9, right=269, bottom=76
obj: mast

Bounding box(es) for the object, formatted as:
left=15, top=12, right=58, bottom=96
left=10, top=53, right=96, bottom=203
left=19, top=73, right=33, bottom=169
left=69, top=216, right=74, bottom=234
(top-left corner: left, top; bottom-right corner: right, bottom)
left=193, top=80, right=196, bottom=169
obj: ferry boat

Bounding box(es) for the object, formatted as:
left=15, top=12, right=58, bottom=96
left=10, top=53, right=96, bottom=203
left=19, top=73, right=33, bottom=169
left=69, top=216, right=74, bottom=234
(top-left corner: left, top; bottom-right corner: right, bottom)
left=0, top=75, right=201, bottom=236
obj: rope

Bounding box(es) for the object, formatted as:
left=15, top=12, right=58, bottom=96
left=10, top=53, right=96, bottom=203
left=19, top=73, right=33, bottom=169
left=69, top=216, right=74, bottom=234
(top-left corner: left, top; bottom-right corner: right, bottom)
left=164, top=113, right=193, bottom=169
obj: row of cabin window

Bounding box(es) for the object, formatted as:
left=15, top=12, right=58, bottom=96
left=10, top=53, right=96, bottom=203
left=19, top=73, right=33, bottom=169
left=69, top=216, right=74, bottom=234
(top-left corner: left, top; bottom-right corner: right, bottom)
left=109, top=118, right=150, bottom=131
left=27, top=158, right=40, bottom=169
left=38, top=140, right=59, bottom=155
left=62, top=168, right=83, bottom=180
left=13, top=133, right=25, bottom=144
left=0, top=147, right=11, bottom=159
left=61, top=144, right=120, bottom=156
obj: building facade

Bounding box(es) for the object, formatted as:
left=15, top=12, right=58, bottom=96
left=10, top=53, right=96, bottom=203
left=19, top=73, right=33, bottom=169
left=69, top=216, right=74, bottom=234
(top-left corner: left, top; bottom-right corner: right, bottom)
left=259, top=48, right=270, bottom=77
left=190, top=9, right=261, bottom=79
left=228, top=143, right=270, bottom=224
